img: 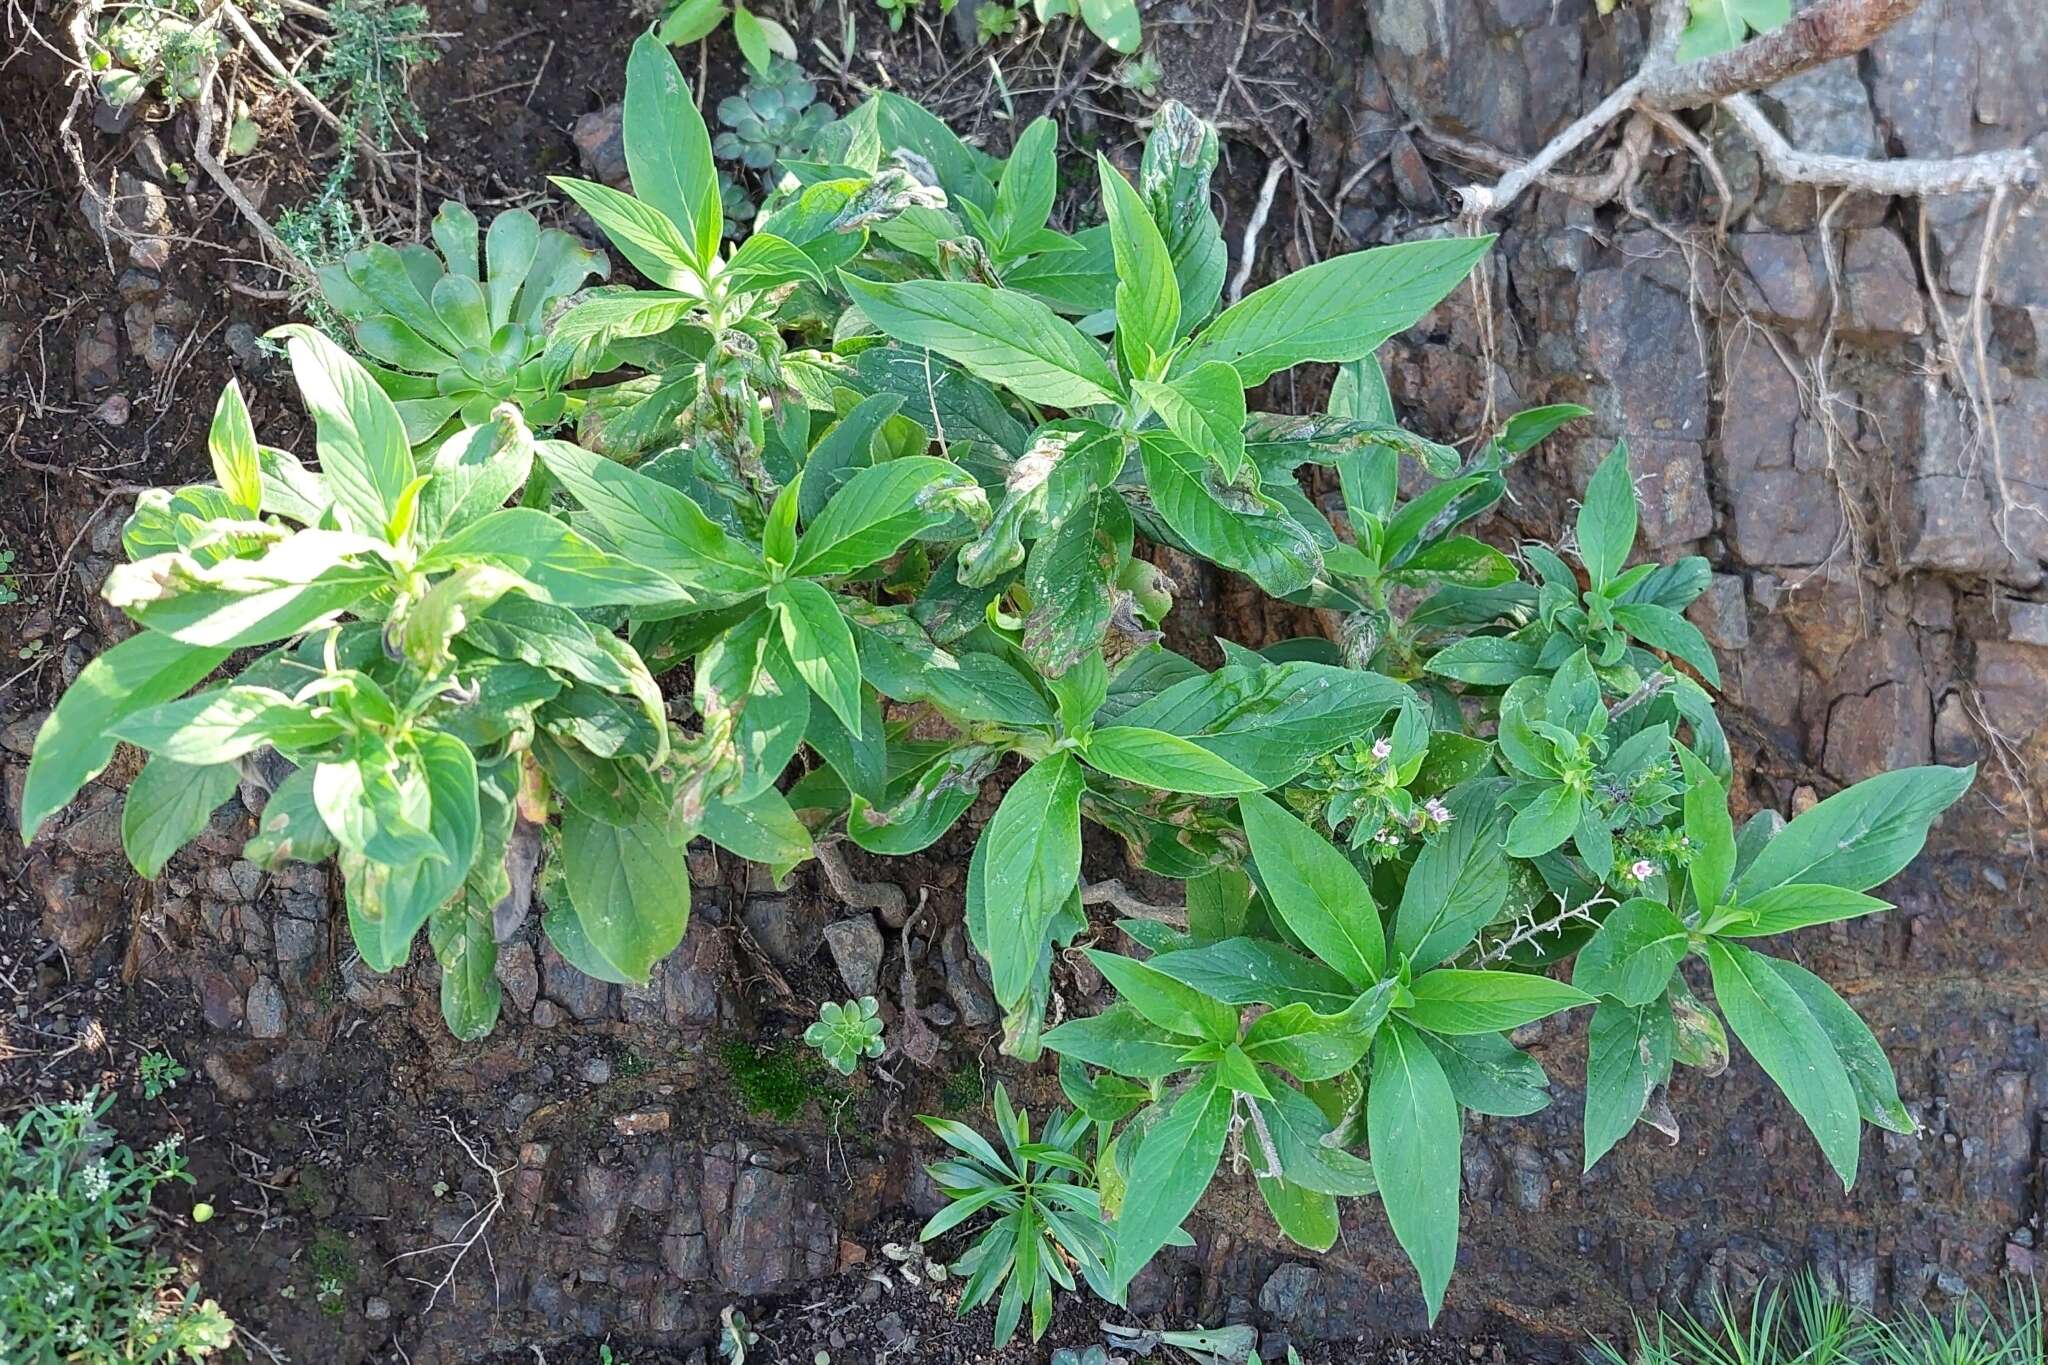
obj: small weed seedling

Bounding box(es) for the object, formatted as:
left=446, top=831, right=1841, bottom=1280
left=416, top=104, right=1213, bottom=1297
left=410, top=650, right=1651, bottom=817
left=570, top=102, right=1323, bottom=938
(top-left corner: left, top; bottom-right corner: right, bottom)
left=140, top=1049, right=188, bottom=1100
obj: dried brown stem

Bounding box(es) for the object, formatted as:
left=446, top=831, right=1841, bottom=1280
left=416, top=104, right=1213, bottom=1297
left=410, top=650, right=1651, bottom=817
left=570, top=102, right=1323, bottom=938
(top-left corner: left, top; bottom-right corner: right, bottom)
left=1078, top=879, right=1187, bottom=928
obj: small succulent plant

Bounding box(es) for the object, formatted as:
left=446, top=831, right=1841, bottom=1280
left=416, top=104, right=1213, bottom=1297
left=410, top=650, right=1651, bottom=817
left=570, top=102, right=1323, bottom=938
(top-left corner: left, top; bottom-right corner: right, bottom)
left=718, top=170, right=757, bottom=237
left=713, top=59, right=832, bottom=172
left=315, top=200, right=608, bottom=442
left=804, top=997, right=885, bottom=1075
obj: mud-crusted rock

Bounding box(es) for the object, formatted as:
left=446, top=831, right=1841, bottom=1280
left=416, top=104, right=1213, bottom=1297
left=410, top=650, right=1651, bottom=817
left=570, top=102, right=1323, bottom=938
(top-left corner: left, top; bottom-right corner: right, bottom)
left=494, top=938, right=540, bottom=1015
left=73, top=312, right=120, bottom=392
left=939, top=923, right=998, bottom=1029
left=571, top=104, right=629, bottom=189
left=1718, top=336, right=1842, bottom=566
left=821, top=915, right=884, bottom=998
left=1840, top=229, right=1928, bottom=340
left=619, top=918, right=728, bottom=1031
left=540, top=937, right=613, bottom=1021
left=700, top=1142, right=838, bottom=1293
left=1731, top=233, right=1824, bottom=328
left=245, top=977, right=288, bottom=1039
left=1258, top=1261, right=1428, bottom=1341
left=1688, top=573, right=1750, bottom=651
left=741, top=894, right=823, bottom=966
left=1623, top=438, right=1713, bottom=548
left=1576, top=268, right=1708, bottom=443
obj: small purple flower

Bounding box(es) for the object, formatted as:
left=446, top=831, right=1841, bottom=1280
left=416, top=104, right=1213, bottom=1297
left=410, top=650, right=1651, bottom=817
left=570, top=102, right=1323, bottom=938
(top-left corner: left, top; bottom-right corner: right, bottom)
left=1422, top=797, right=1453, bottom=826
left=1371, top=737, right=1393, bottom=761
left=1629, top=858, right=1657, bottom=881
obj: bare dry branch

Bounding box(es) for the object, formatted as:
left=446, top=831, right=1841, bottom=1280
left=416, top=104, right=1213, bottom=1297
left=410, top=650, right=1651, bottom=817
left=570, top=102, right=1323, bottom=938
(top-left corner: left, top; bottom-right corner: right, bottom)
left=193, top=63, right=318, bottom=287
left=1720, top=93, right=2040, bottom=197
left=1444, top=0, right=2038, bottom=223
left=1642, top=0, right=1918, bottom=108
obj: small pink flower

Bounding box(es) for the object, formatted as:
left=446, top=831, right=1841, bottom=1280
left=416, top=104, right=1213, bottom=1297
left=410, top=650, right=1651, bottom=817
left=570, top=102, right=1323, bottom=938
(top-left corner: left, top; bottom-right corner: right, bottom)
left=1423, top=798, right=1453, bottom=826
left=1629, top=858, right=1657, bottom=881
left=1371, top=737, right=1393, bottom=761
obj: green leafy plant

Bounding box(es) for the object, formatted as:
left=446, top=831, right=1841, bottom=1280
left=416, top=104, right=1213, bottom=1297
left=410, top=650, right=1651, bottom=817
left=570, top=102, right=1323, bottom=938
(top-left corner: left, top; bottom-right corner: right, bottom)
left=722, top=1040, right=829, bottom=1119
left=1589, top=1273, right=2044, bottom=1365
left=139, top=1050, right=188, bottom=1101
left=976, top=1, right=1020, bottom=42
left=275, top=0, right=435, bottom=302
left=872, top=0, right=956, bottom=32
left=803, top=996, right=885, bottom=1074
left=715, top=59, right=833, bottom=173
left=1677, top=0, right=1788, bottom=60
left=659, top=0, right=796, bottom=75
left=918, top=1085, right=1112, bottom=1347
left=316, top=201, right=610, bottom=442
left=1032, top=0, right=1139, bottom=54
left=18, top=336, right=695, bottom=1045
left=1, top=1095, right=235, bottom=1360
left=22, top=30, right=1973, bottom=1342
left=315, top=201, right=610, bottom=444
left=91, top=1, right=223, bottom=109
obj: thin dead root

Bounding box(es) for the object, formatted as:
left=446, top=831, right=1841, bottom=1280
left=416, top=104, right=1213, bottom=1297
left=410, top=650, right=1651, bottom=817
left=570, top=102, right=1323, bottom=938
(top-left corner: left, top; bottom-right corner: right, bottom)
left=385, top=1116, right=510, bottom=1314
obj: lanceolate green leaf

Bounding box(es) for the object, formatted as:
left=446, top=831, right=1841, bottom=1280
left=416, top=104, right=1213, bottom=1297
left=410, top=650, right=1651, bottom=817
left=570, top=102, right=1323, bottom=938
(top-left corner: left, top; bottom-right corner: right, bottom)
left=699, top=783, right=814, bottom=867
left=1718, top=884, right=1892, bottom=937
left=1735, top=766, right=1974, bottom=899
left=1083, top=726, right=1263, bottom=795
left=791, top=457, right=985, bottom=579
left=1422, top=1030, right=1551, bottom=1117
left=1021, top=492, right=1127, bottom=677
left=1393, top=789, right=1508, bottom=969
left=342, top=732, right=480, bottom=973
left=21, top=632, right=232, bottom=843
left=559, top=804, right=691, bottom=984
left=1138, top=433, right=1321, bottom=597
left=622, top=33, right=721, bottom=271
left=1135, top=363, right=1247, bottom=481
left=974, top=753, right=1085, bottom=1010
left=1141, top=937, right=1355, bottom=1012
left=1584, top=998, right=1674, bottom=1170
left=1111, top=1075, right=1231, bottom=1293
left=1368, top=1019, right=1460, bottom=1320
left=1768, top=957, right=1914, bottom=1134
left=1576, top=441, right=1637, bottom=589
left=842, top=274, right=1122, bottom=409
left=1180, top=237, right=1493, bottom=385
left=1571, top=899, right=1689, bottom=1006
left=120, top=755, right=240, bottom=879
left=272, top=324, right=416, bottom=542
left=1098, top=155, right=1179, bottom=376
left=1120, top=660, right=1415, bottom=787
left=1042, top=1002, right=1191, bottom=1079
left=1083, top=949, right=1239, bottom=1044
left=208, top=380, right=263, bottom=514
left=1401, top=970, right=1592, bottom=1035
left=1704, top=939, right=1862, bottom=1189
left=535, top=440, right=768, bottom=595
left=109, top=686, right=342, bottom=765
left=1239, top=791, right=1383, bottom=989
left=772, top=579, right=863, bottom=738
